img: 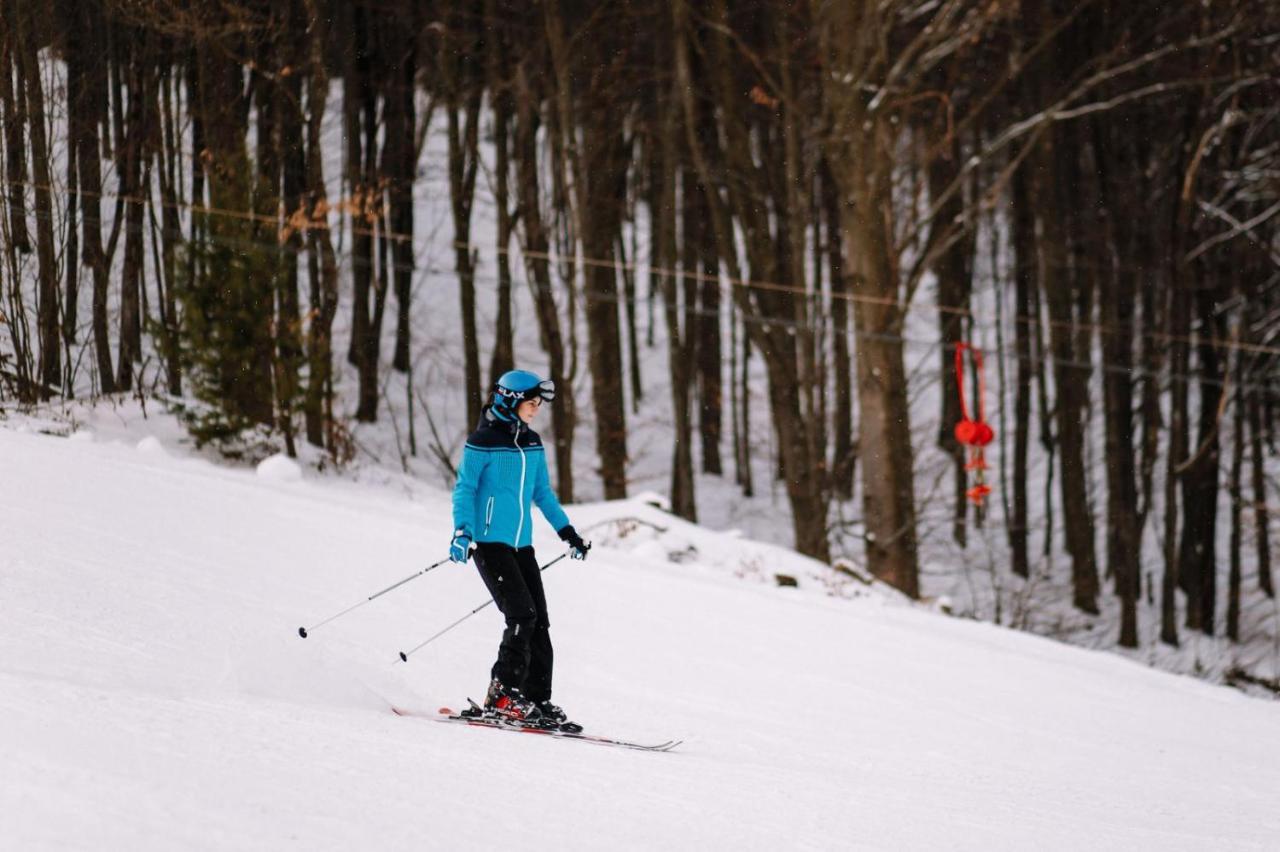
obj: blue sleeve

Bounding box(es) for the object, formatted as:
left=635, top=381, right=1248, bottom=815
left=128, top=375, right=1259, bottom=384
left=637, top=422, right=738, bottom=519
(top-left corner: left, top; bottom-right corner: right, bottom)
left=452, top=445, right=488, bottom=537
left=532, top=451, right=571, bottom=533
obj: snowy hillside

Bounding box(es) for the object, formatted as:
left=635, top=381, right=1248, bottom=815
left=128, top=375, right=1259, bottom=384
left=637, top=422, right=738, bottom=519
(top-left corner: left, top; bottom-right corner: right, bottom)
left=4, top=422, right=1280, bottom=850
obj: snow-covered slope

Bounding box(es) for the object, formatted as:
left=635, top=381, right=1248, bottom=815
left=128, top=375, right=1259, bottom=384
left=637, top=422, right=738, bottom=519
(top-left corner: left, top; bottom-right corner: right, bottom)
left=3, top=425, right=1279, bottom=851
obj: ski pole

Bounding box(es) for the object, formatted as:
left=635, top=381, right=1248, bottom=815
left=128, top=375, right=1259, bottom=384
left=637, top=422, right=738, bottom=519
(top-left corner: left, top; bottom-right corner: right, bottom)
left=397, top=552, right=568, bottom=663
left=298, top=557, right=451, bottom=638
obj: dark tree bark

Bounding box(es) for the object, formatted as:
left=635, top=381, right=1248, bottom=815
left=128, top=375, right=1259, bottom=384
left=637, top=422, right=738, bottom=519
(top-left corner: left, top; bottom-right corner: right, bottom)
left=1227, top=358, right=1244, bottom=642
left=1249, top=388, right=1273, bottom=598
left=13, top=0, right=60, bottom=396
left=514, top=63, right=576, bottom=502
left=154, top=67, right=182, bottom=395
left=1033, top=129, right=1099, bottom=615
left=1096, top=123, right=1142, bottom=647
left=823, top=161, right=854, bottom=501
left=1008, top=168, right=1035, bottom=579
left=817, top=1, right=923, bottom=581
left=546, top=1, right=629, bottom=499
left=678, top=0, right=830, bottom=560
left=115, top=29, right=152, bottom=392
left=62, top=93, right=78, bottom=360
left=687, top=163, right=723, bottom=479
left=488, top=90, right=515, bottom=385
left=270, top=3, right=307, bottom=456
left=578, top=113, right=630, bottom=499
left=653, top=79, right=695, bottom=521
left=486, top=3, right=514, bottom=385
left=0, top=6, right=29, bottom=255
left=301, top=0, right=339, bottom=450
left=64, top=0, right=116, bottom=394
left=385, top=12, right=416, bottom=377
left=736, top=310, right=754, bottom=497
left=445, top=75, right=483, bottom=427
left=928, top=139, right=973, bottom=548
left=621, top=231, right=643, bottom=409
left=1178, top=288, right=1225, bottom=635
left=1162, top=281, right=1190, bottom=646
left=344, top=4, right=381, bottom=422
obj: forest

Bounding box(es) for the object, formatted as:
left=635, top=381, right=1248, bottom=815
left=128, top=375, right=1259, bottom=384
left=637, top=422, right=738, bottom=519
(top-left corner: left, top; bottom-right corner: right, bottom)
left=2, top=0, right=1279, bottom=666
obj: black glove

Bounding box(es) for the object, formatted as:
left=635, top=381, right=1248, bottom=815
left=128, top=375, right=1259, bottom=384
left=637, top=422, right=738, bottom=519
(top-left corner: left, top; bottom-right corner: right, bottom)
left=558, top=525, right=591, bottom=561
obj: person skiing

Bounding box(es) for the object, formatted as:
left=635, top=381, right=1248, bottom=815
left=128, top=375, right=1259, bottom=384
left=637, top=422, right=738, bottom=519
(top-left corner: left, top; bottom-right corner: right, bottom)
left=449, top=369, right=590, bottom=727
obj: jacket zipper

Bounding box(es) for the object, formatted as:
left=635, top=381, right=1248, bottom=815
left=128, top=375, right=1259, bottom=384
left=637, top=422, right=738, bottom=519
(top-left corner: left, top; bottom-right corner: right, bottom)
left=484, top=496, right=495, bottom=534
left=514, top=426, right=527, bottom=546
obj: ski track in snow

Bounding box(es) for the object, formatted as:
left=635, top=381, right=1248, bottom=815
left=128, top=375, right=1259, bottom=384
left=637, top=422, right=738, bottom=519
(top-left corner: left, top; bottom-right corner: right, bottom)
left=3, top=427, right=1280, bottom=850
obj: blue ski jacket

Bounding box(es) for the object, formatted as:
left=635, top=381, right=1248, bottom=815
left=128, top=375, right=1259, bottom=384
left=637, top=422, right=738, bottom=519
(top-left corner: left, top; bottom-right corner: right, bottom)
left=451, top=409, right=571, bottom=548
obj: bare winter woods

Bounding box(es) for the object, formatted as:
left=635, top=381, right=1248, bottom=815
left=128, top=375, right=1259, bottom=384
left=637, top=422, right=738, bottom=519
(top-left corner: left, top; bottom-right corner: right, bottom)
left=2, top=1, right=1279, bottom=657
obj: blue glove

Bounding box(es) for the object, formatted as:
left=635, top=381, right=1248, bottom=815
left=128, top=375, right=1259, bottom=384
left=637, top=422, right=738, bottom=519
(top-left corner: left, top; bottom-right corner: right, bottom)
left=558, top=525, right=591, bottom=561
left=450, top=530, right=473, bottom=564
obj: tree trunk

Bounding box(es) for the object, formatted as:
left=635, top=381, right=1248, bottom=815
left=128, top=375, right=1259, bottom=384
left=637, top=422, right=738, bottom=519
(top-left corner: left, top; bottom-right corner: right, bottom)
left=832, top=145, right=917, bottom=587
left=687, top=164, right=722, bottom=479
left=387, top=17, right=416, bottom=377
left=622, top=231, right=643, bottom=410
left=738, top=313, right=753, bottom=497
left=655, top=85, right=694, bottom=521
left=1008, top=168, right=1035, bottom=578
left=579, top=111, right=630, bottom=499
left=543, top=0, right=631, bottom=500
left=0, top=10, right=29, bottom=255
left=1095, top=124, right=1141, bottom=647
left=66, top=1, right=116, bottom=395
left=1227, top=356, right=1244, bottom=642
left=62, top=97, right=78, bottom=360
left=1249, top=389, right=1273, bottom=598
left=488, top=79, right=514, bottom=385
left=345, top=5, right=380, bottom=422
left=272, top=8, right=306, bottom=456
left=1101, top=251, right=1141, bottom=646
left=1033, top=132, right=1099, bottom=615
left=447, top=87, right=483, bottom=427
left=1161, top=281, right=1189, bottom=646
left=14, top=0, right=60, bottom=396
left=1178, top=288, right=1225, bottom=635
left=155, top=68, right=182, bottom=395
left=928, top=142, right=972, bottom=548
left=823, top=161, right=855, bottom=501
left=301, top=0, right=339, bottom=450
left=115, top=34, right=150, bottom=392
left=514, top=65, right=575, bottom=502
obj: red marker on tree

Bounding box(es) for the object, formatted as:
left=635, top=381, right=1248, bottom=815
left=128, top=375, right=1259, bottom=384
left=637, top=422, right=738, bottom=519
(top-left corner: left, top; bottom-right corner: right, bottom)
left=954, top=342, right=994, bottom=506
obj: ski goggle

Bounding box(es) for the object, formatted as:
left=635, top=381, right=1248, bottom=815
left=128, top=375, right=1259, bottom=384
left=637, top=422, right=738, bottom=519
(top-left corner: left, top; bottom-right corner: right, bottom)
left=495, top=379, right=556, bottom=405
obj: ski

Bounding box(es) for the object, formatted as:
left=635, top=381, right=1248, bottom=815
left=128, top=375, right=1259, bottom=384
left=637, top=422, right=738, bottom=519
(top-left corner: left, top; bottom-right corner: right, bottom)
left=390, top=705, right=681, bottom=753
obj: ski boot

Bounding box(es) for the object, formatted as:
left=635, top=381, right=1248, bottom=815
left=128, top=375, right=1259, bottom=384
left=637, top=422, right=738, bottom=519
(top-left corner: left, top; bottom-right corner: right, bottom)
left=481, top=679, right=541, bottom=725
left=536, top=699, right=583, bottom=734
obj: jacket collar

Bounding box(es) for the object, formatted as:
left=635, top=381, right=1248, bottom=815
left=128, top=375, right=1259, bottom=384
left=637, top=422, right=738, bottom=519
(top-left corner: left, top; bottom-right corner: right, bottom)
left=482, top=406, right=523, bottom=436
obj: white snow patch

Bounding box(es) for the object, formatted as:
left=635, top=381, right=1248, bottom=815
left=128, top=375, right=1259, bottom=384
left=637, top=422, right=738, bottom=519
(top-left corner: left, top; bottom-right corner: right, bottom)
left=135, top=435, right=167, bottom=456
left=4, top=425, right=1280, bottom=850
left=256, top=452, right=303, bottom=483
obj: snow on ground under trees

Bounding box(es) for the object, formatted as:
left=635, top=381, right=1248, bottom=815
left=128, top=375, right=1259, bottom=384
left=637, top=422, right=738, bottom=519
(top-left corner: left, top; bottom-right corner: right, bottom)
left=3, top=418, right=1279, bottom=850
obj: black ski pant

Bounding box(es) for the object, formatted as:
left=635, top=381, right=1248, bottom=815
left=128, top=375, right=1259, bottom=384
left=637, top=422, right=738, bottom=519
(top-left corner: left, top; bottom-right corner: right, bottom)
left=472, top=542, right=553, bottom=703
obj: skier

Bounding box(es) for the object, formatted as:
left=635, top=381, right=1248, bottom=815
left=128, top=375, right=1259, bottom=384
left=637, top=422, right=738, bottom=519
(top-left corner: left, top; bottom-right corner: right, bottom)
left=449, top=369, right=591, bottom=727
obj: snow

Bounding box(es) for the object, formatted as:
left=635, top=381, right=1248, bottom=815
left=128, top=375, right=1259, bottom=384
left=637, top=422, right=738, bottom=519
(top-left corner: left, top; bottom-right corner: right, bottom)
left=6, top=51, right=1276, bottom=690
left=256, top=453, right=303, bottom=483
left=4, top=426, right=1280, bottom=850
left=135, top=436, right=168, bottom=457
